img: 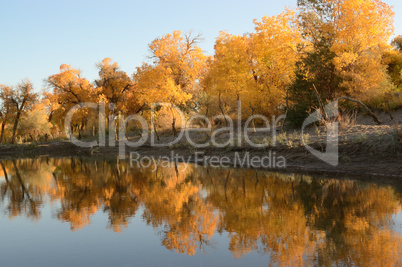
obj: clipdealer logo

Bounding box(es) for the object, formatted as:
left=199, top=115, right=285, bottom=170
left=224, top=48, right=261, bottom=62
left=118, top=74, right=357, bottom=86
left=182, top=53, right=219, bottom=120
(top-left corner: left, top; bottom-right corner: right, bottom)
left=65, top=100, right=339, bottom=168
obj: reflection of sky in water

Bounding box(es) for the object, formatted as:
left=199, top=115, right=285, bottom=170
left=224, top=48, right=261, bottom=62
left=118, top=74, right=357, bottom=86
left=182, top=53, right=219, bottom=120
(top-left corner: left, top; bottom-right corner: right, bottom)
left=0, top=158, right=401, bottom=267
left=0, top=203, right=268, bottom=267
left=392, top=212, right=402, bottom=233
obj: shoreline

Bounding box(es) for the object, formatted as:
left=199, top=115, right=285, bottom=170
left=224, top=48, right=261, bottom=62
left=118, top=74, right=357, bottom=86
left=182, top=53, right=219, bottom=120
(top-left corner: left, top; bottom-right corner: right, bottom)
left=1, top=138, right=401, bottom=181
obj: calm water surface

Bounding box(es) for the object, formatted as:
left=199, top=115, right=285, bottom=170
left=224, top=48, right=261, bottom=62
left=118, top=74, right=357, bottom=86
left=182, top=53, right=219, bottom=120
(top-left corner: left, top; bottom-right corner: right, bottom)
left=0, top=158, right=401, bottom=266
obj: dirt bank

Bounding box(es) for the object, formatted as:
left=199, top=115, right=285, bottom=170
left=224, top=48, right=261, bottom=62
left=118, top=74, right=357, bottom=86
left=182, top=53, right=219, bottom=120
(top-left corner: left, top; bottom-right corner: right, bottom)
left=0, top=122, right=401, bottom=180
left=1, top=109, right=402, bottom=178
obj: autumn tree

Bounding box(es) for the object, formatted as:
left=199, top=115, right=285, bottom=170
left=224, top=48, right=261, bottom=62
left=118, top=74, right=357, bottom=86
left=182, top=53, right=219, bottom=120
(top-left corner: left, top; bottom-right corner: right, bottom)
left=0, top=85, right=14, bottom=143
left=134, top=31, right=207, bottom=136
left=148, top=31, right=207, bottom=96
left=204, top=32, right=251, bottom=121
left=42, top=91, right=62, bottom=138
left=95, top=58, right=137, bottom=116
left=385, top=36, right=402, bottom=90
left=47, top=65, right=95, bottom=138
left=203, top=10, right=301, bottom=122
left=9, top=80, right=37, bottom=144
left=289, top=0, right=395, bottom=123
left=392, top=35, right=402, bottom=51
left=47, top=65, right=94, bottom=105
left=17, top=101, right=53, bottom=142
left=331, top=0, right=394, bottom=99
left=251, top=9, right=301, bottom=116
left=288, top=0, right=339, bottom=123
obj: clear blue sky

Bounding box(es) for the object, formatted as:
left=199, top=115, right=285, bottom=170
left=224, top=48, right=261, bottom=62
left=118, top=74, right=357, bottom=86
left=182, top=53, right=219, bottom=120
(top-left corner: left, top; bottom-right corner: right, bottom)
left=1, top=0, right=401, bottom=91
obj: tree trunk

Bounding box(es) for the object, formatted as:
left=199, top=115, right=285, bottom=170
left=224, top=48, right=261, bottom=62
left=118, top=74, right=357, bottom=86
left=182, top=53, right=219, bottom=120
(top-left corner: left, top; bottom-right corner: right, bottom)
left=153, top=120, right=160, bottom=141
left=171, top=116, right=177, bottom=137
left=312, top=84, right=328, bottom=121
left=218, top=91, right=228, bottom=126
left=281, top=88, right=289, bottom=132
left=0, top=121, right=5, bottom=143
left=337, top=96, right=382, bottom=125
left=386, top=101, right=394, bottom=120
left=249, top=105, right=256, bottom=133
left=11, top=111, right=21, bottom=144
left=48, top=110, right=53, bottom=122
left=70, top=125, right=74, bottom=141
left=395, top=123, right=402, bottom=144
left=169, top=107, right=177, bottom=137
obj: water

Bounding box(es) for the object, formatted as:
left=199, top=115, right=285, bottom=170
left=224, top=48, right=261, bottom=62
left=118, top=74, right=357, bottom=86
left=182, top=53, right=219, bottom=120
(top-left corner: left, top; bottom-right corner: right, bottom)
left=0, top=158, right=401, bottom=266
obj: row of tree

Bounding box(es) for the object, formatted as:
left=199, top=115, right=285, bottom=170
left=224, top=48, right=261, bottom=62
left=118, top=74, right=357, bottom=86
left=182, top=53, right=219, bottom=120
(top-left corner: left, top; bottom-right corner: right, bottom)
left=1, top=0, right=402, bottom=143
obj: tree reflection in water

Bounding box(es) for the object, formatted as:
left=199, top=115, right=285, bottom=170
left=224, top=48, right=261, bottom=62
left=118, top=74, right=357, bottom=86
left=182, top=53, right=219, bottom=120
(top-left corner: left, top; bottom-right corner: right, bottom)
left=0, top=158, right=401, bottom=266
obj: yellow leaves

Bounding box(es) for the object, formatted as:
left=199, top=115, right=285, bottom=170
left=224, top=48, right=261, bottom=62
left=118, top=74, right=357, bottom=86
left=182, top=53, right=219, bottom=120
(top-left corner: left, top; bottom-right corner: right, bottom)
left=99, top=57, right=118, bottom=70
left=18, top=101, right=53, bottom=137
left=95, top=57, right=134, bottom=115
left=135, top=64, right=180, bottom=104
left=333, top=51, right=358, bottom=70
left=253, top=8, right=297, bottom=38
left=331, top=0, right=393, bottom=54
left=332, top=0, right=394, bottom=46
left=48, top=64, right=94, bottom=103
left=46, top=64, right=96, bottom=130
left=135, top=31, right=205, bottom=111
left=319, top=0, right=395, bottom=99
left=150, top=31, right=184, bottom=66
left=205, top=9, right=301, bottom=117
left=294, top=0, right=395, bottom=104
left=148, top=30, right=206, bottom=93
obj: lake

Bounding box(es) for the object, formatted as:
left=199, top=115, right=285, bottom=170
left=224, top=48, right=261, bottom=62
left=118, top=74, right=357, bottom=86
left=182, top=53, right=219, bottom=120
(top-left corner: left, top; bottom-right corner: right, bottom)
left=0, top=158, right=401, bottom=266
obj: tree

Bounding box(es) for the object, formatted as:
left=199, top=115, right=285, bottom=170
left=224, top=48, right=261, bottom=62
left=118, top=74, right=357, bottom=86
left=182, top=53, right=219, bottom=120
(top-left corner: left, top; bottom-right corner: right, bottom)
left=47, top=64, right=94, bottom=105
left=18, top=101, right=53, bottom=142
left=251, top=9, right=301, bottom=115
left=385, top=36, right=402, bottom=90
left=134, top=63, right=192, bottom=138
left=204, top=9, right=301, bottom=118
left=10, top=80, right=37, bottom=144
left=47, top=65, right=95, bottom=138
left=392, top=35, right=402, bottom=51
left=384, top=51, right=402, bottom=90
left=148, top=30, right=207, bottom=97
left=134, top=31, right=207, bottom=136
left=0, top=85, right=14, bottom=143
left=95, top=58, right=135, bottom=116
left=331, top=0, right=394, bottom=99
left=204, top=32, right=252, bottom=120
left=289, top=0, right=395, bottom=124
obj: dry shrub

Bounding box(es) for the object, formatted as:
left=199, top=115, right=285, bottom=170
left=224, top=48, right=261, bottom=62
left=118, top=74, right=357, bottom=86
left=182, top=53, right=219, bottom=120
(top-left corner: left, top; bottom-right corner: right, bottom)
left=338, top=109, right=358, bottom=129
left=155, top=106, right=186, bottom=132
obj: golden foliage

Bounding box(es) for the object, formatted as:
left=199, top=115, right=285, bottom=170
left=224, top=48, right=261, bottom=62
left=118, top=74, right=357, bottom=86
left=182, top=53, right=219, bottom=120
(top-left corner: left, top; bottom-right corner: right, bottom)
left=204, top=9, right=301, bottom=117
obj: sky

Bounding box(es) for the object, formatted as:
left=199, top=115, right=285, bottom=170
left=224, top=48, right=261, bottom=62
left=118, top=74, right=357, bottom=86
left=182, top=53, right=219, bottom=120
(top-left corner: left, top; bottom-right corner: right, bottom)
left=1, top=0, right=401, bottom=92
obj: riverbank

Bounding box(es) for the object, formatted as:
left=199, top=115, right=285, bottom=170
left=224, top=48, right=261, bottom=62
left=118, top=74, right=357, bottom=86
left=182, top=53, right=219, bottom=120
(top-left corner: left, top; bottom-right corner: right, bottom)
left=0, top=120, right=401, bottom=179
